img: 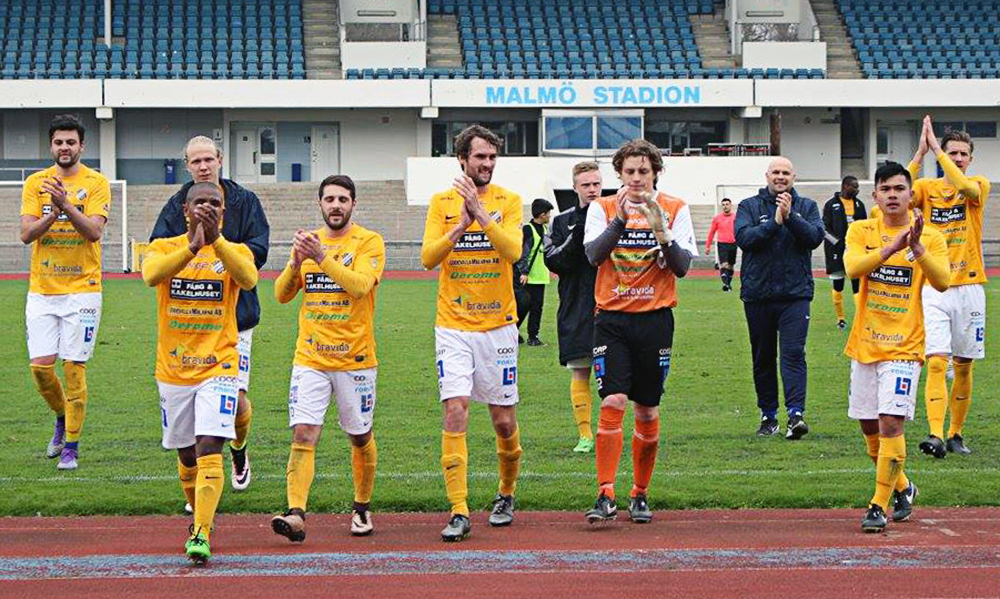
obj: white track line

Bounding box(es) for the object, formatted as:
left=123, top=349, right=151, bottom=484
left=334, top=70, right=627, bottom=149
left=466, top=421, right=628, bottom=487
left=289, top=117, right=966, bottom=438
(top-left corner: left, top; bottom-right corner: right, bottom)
left=1, top=466, right=997, bottom=484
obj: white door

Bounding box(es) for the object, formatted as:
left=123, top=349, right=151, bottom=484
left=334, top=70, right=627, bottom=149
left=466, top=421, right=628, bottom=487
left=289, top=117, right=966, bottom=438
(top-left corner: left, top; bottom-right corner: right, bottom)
left=310, top=124, right=340, bottom=181
left=234, top=128, right=257, bottom=182
left=876, top=122, right=915, bottom=167
left=257, top=126, right=277, bottom=183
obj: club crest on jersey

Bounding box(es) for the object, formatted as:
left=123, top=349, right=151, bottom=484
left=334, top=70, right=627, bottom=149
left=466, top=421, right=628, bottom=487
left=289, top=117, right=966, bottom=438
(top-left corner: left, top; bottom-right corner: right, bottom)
left=213, top=260, right=225, bottom=274
left=341, top=252, right=354, bottom=266
left=75, top=188, right=88, bottom=200
left=489, top=210, right=502, bottom=222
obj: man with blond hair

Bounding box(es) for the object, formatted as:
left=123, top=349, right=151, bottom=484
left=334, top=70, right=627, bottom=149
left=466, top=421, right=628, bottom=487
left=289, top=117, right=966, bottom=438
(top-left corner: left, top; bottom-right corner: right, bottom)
left=544, top=161, right=603, bottom=453
left=151, top=136, right=269, bottom=503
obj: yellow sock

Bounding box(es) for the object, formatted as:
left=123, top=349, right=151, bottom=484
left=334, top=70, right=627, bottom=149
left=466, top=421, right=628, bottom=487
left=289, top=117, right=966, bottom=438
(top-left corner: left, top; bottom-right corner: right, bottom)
left=178, top=459, right=198, bottom=507
left=947, top=362, right=973, bottom=438
left=925, top=356, right=948, bottom=439
left=864, top=432, right=909, bottom=492
left=496, top=427, right=523, bottom=497
left=352, top=436, right=377, bottom=505
left=231, top=398, right=252, bottom=450
left=62, top=362, right=88, bottom=443
left=286, top=443, right=316, bottom=511
left=570, top=379, right=593, bottom=440
left=441, top=431, right=469, bottom=517
left=194, top=454, right=224, bottom=540
left=832, top=289, right=845, bottom=321
left=30, top=363, right=65, bottom=415
left=872, top=435, right=906, bottom=510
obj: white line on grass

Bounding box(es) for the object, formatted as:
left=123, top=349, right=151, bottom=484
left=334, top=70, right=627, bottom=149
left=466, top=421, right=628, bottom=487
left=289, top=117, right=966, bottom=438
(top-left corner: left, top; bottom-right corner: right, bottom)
left=1, top=466, right=997, bottom=485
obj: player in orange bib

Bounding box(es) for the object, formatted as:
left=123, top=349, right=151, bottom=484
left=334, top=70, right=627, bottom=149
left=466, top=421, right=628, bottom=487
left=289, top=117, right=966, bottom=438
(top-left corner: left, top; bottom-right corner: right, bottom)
left=582, top=139, right=697, bottom=524
left=20, top=115, right=110, bottom=471
left=907, top=116, right=990, bottom=458
left=270, top=175, right=385, bottom=541
left=843, top=161, right=949, bottom=532
left=142, top=182, right=258, bottom=565
left=421, top=125, right=524, bottom=542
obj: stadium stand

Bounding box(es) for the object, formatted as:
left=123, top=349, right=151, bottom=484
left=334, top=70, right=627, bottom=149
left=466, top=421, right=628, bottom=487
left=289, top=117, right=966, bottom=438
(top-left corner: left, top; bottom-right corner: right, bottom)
left=841, top=0, right=1000, bottom=79
left=0, top=0, right=305, bottom=79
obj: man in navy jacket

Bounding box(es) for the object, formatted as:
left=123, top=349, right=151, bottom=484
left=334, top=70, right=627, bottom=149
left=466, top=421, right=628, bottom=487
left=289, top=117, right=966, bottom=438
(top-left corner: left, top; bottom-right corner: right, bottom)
left=150, top=136, right=270, bottom=498
left=735, top=157, right=824, bottom=440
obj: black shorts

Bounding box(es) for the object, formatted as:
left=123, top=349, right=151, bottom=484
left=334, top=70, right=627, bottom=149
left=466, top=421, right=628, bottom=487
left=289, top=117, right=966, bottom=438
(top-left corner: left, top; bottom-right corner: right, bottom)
left=717, top=242, right=737, bottom=266
left=592, top=308, right=674, bottom=407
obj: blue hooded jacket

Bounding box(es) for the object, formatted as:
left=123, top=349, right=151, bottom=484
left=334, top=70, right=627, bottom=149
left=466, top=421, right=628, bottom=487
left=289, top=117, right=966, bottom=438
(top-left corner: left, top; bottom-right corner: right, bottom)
left=149, top=178, right=270, bottom=331
left=734, top=187, right=824, bottom=303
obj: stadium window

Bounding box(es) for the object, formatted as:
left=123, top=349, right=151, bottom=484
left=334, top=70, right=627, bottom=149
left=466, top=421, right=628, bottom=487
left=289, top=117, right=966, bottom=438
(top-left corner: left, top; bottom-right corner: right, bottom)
left=932, top=121, right=964, bottom=138
left=965, top=121, right=997, bottom=138
left=596, top=116, right=642, bottom=150
left=644, top=120, right=726, bottom=155
left=545, top=116, right=593, bottom=150
left=431, top=121, right=537, bottom=157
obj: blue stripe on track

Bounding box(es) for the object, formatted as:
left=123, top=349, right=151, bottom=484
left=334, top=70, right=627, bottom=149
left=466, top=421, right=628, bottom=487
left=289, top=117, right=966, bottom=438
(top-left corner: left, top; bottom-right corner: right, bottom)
left=3, top=547, right=1000, bottom=580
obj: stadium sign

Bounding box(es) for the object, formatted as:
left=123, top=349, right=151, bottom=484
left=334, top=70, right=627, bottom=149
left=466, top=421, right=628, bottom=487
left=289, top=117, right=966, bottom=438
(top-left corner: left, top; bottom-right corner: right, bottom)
left=432, top=80, right=754, bottom=108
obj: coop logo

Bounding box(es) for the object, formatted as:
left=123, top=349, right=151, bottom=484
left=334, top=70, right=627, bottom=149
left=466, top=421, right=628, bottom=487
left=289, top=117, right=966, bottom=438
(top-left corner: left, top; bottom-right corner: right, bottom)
left=497, top=347, right=516, bottom=355
left=868, top=265, right=913, bottom=287
left=929, top=205, right=966, bottom=225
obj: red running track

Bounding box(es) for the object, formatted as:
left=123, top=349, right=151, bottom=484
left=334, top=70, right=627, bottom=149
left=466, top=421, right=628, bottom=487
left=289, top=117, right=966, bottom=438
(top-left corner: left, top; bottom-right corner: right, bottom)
left=2, top=508, right=1000, bottom=599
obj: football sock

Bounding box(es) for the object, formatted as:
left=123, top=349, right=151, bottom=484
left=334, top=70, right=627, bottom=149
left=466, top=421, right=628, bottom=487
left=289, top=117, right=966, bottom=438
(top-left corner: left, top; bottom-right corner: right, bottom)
left=570, top=379, right=593, bottom=440
left=947, top=361, right=973, bottom=438
left=595, top=405, right=625, bottom=499
left=865, top=431, right=909, bottom=492
left=286, top=442, right=316, bottom=511
left=925, top=355, right=948, bottom=439
left=194, top=453, right=225, bottom=540
left=722, top=268, right=734, bottom=287
left=832, top=289, right=845, bottom=322
left=30, top=363, right=65, bottom=415
left=872, top=435, right=906, bottom=510
left=231, top=398, right=252, bottom=451
left=178, top=458, right=198, bottom=507
left=62, top=361, right=87, bottom=443
left=496, top=426, right=522, bottom=496
left=352, top=436, right=377, bottom=505
left=441, top=431, right=469, bottom=517
left=631, top=416, right=660, bottom=497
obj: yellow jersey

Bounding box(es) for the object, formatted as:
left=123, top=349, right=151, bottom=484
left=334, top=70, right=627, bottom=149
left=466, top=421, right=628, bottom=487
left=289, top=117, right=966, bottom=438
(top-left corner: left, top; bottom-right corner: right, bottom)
left=279, top=225, right=385, bottom=371
left=844, top=218, right=949, bottom=364
left=20, top=164, right=111, bottom=294
left=910, top=159, right=990, bottom=286
left=422, top=184, right=522, bottom=332
left=148, top=234, right=251, bottom=385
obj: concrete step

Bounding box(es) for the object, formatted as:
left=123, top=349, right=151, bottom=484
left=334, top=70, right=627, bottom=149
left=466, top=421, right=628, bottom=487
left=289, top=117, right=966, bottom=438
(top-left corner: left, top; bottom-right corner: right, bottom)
left=308, top=47, right=341, bottom=58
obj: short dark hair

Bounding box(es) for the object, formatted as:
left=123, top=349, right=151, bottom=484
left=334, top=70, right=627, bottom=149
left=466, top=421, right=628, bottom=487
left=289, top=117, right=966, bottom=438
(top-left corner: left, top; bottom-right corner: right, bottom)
left=454, top=125, right=503, bottom=159
left=611, top=139, right=663, bottom=180
left=531, top=198, right=554, bottom=218
left=186, top=181, right=223, bottom=202
left=721, top=198, right=732, bottom=204
left=318, top=174, right=356, bottom=200
left=49, top=114, right=85, bottom=143
left=842, top=175, right=858, bottom=186
left=941, top=130, right=974, bottom=154
left=874, top=161, right=911, bottom=187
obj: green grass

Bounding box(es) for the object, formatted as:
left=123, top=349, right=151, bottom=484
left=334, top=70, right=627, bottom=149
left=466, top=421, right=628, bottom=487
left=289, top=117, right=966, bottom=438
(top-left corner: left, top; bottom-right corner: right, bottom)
left=1, top=276, right=999, bottom=516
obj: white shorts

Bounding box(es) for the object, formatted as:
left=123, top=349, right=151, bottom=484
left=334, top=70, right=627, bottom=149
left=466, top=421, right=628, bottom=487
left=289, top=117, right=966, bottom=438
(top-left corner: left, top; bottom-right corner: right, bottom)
left=237, top=328, right=253, bottom=392
left=25, top=292, right=102, bottom=362
left=288, top=365, right=376, bottom=435
left=923, top=284, right=985, bottom=359
left=847, top=360, right=921, bottom=421
left=158, top=376, right=239, bottom=449
left=435, top=324, right=519, bottom=406
left=566, top=357, right=592, bottom=370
